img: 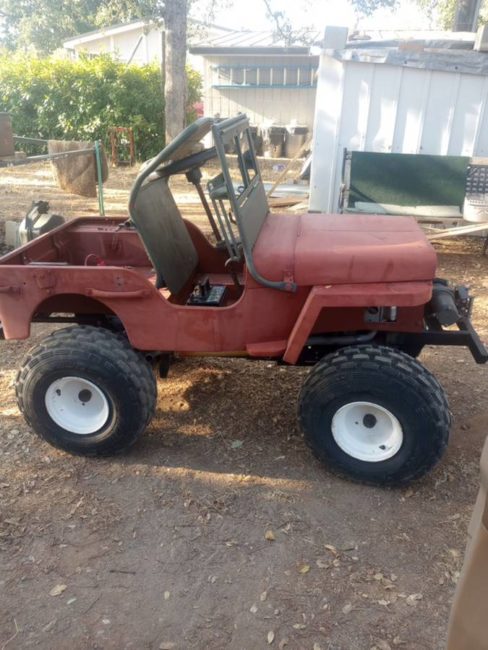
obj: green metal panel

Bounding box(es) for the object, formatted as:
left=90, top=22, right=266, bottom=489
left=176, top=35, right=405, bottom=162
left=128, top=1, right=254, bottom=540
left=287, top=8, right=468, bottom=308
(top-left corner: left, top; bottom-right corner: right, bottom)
left=348, top=152, right=469, bottom=208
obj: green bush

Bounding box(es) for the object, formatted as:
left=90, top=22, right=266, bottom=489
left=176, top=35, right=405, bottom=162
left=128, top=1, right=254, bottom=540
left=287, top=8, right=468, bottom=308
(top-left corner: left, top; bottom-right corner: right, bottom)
left=0, top=53, right=202, bottom=159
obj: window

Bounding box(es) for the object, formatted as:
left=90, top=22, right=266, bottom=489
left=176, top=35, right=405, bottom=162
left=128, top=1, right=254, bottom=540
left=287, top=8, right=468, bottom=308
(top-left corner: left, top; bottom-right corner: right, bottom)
left=212, top=64, right=317, bottom=89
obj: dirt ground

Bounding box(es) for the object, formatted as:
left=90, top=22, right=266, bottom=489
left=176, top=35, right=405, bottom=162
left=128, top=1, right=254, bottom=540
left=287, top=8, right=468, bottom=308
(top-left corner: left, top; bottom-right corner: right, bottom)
left=1, top=163, right=488, bottom=650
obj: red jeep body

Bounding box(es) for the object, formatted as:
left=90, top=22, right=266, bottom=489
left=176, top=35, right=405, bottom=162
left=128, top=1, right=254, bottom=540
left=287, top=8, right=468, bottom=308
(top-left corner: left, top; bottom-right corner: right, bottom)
left=0, top=212, right=434, bottom=364
left=1, top=114, right=485, bottom=485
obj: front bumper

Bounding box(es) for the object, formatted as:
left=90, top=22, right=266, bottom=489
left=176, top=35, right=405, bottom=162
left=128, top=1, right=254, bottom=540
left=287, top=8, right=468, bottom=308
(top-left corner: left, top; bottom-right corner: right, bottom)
left=392, top=283, right=488, bottom=364
left=402, top=316, right=488, bottom=364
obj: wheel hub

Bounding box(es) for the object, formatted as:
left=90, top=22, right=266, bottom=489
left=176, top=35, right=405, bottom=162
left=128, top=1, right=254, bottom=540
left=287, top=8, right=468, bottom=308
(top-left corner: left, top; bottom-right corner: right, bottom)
left=331, top=401, right=403, bottom=462
left=45, top=377, right=110, bottom=435
left=78, top=389, right=92, bottom=403
left=362, top=413, right=377, bottom=429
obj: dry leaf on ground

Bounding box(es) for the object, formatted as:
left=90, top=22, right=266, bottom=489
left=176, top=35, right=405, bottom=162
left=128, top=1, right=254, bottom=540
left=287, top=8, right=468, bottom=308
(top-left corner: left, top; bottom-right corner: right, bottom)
left=49, top=584, right=67, bottom=597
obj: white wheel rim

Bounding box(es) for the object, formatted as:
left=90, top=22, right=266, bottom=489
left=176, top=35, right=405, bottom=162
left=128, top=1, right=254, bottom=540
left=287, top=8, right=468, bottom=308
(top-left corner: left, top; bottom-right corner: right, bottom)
left=331, top=401, right=403, bottom=462
left=45, top=376, right=110, bottom=435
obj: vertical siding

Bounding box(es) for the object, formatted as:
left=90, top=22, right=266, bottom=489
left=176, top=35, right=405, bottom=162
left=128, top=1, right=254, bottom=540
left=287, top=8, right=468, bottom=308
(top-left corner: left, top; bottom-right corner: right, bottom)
left=201, top=55, right=317, bottom=129
left=392, top=68, right=431, bottom=154
left=448, top=74, right=485, bottom=155
left=311, top=53, right=488, bottom=212
left=473, top=77, right=488, bottom=156
left=363, top=65, right=402, bottom=152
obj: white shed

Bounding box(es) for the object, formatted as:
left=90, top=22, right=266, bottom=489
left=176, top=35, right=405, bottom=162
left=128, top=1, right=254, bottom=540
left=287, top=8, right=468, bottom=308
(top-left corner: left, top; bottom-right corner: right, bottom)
left=63, top=21, right=164, bottom=66
left=189, top=30, right=322, bottom=134
left=62, top=20, right=230, bottom=73
left=310, top=28, right=488, bottom=213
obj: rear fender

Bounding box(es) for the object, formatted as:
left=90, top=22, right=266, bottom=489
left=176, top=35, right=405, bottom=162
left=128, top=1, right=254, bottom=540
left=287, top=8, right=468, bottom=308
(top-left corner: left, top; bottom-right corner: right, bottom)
left=0, top=265, right=162, bottom=345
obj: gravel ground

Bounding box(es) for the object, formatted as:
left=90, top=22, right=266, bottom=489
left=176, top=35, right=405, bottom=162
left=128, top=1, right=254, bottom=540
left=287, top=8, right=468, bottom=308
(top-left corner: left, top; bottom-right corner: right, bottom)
left=1, top=163, right=488, bottom=649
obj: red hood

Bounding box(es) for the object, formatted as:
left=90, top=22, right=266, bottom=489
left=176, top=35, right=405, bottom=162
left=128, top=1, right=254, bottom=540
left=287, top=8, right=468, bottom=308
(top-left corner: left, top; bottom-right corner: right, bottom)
left=253, top=213, right=437, bottom=287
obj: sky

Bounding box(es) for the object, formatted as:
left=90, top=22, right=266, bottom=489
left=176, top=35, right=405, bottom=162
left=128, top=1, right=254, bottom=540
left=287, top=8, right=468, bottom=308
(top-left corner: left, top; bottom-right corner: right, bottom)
left=203, top=0, right=435, bottom=33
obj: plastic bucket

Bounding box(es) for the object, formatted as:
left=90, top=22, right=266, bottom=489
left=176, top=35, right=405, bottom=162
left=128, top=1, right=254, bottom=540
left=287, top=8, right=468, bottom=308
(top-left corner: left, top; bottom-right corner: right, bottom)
left=285, top=128, right=308, bottom=158
left=265, top=127, right=286, bottom=158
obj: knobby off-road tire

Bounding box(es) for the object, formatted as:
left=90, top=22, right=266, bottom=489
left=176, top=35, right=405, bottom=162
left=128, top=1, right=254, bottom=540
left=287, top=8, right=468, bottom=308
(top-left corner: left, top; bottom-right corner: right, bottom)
left=16, top=325, right=157, bottom=456
left=298, top=345, right=451, bottom=486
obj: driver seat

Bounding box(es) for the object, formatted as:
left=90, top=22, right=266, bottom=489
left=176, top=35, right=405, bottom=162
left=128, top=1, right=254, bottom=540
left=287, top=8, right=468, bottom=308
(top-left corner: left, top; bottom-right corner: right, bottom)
left=130, top=175, right=198, bottom=294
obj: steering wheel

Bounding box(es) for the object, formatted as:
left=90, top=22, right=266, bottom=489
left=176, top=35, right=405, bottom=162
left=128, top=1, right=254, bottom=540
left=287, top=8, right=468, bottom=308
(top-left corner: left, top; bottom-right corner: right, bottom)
left=157, top=147, right=217, bottom=178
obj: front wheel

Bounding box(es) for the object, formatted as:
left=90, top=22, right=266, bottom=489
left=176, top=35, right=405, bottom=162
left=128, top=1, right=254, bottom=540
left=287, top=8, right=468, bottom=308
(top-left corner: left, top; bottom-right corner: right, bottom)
left=16, top=326, right=157, bottom=456
left=298, top=345, right=451, bottom=485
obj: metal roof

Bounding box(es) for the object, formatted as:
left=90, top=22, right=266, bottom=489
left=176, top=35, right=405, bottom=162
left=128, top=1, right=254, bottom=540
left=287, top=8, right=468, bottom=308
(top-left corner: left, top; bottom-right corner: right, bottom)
left=191, top=29, right=322, bottom=48
left=63, top=19, right=233, bottom=49
left=338, top=31, right=488, bottom=77
left=189, top=28, right=481, bottom=57
left=347, top=29, right=476, bottom=45
left=337, top=46, right=488, bottom=76
left=63, top=20, right=147, bottom=47
left=189, top=29, right=323, bottom=55
left=65, top=22, right=483, bottom=65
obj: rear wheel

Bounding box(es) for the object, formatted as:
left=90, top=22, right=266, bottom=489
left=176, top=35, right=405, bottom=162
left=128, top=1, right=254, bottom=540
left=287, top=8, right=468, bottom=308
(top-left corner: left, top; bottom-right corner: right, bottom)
left=16, top=326, right=157, bottom=456
left=298, top=345, right=450, bottom=485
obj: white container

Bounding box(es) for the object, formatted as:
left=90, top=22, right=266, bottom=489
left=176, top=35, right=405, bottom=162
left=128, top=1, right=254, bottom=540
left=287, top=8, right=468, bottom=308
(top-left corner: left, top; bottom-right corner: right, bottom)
left=463, top=197, right=488, bottom=222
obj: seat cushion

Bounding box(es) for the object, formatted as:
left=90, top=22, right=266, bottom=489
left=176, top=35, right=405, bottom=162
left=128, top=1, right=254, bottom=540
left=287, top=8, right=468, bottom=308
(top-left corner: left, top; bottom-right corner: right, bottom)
left=253, top=213, right=437, bottom=286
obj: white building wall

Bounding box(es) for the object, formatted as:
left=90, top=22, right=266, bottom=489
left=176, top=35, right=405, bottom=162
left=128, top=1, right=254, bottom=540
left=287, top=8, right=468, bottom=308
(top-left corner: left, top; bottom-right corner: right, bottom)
left=68, top=27, right=203, bottom=72
left=202, top=55, right=317, bottom=129
left=310, top=54, right=488, bottom=212
left=70, top=28, right=158, bottom=64
left=71, top=37, right=111, bottom=56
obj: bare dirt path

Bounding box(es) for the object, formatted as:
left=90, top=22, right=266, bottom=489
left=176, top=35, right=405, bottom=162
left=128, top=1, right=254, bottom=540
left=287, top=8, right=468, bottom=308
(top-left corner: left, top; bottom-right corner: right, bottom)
left=1, top=164, right=488, bottom=649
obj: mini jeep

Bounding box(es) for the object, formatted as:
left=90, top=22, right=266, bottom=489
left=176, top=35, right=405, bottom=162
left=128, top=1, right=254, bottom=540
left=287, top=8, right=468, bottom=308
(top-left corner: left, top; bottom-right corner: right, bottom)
left=0, top=115, right=486, bottom=485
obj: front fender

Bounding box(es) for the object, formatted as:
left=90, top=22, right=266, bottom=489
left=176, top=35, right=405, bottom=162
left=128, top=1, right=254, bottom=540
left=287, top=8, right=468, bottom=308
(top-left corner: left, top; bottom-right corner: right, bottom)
left=283, top=281, right=432, bottom=364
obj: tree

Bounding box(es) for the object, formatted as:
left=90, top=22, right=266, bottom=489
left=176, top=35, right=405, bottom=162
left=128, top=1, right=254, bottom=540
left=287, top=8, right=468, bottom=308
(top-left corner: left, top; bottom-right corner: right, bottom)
left=261, top=0, right=403, bottom=46
left=0, top=0, right=107, bottom=52
left=0, top=0, right=215, bottom=143
left=353, top=0, right=484, bottom=29
left=262, top=0, right=485, bottom=40
left=261, top=0, right=317, bottom=45
left=453, top=0, right=483, bottom=30
left=163, top=0, right=188, bottom=141
left=0, top=0, right=196, bottom=143
left=350, top=0, right=398, bottom=14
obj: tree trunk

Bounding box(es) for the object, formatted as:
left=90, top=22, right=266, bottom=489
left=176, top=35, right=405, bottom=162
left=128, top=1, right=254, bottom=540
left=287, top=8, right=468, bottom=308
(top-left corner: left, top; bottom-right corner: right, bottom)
left=453, top=0, right=482, bottom=31
left=163, top=0, right=188, bottom=143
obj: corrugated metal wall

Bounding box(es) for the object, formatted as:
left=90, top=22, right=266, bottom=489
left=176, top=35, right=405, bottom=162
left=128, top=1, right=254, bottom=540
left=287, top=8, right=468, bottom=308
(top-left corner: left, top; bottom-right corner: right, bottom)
left=310, top=55, right=488, bottom=212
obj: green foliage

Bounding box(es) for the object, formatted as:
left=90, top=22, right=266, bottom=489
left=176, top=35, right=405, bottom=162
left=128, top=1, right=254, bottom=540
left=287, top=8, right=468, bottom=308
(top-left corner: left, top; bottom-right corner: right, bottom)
left=0, top=0, right=216, bottom=53
left=0, top=0, right=104, bottom=52
left=415, top=0, right=456, bottom=28
left=413, top=0, right=487, bottom=30
left=436, top=0, right=458, bottom=28
left=185, top=66, right=203, bottom=122
left=351, top=0, right=398, bottom=15
left=0, top=53, right=201, bottom=159
left=0, top=0, right=157, bottom=53
left=481, top=0, right=488, bottom=25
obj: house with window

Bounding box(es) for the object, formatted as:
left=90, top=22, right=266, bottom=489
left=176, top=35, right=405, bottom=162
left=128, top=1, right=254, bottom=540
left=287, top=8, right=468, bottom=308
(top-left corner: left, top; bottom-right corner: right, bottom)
left=189, top=30, right=322, bottom=155
left=64, top=23, right=322, bottom=155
